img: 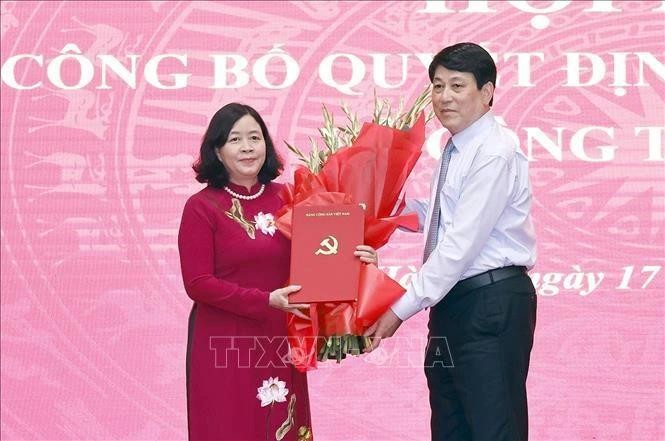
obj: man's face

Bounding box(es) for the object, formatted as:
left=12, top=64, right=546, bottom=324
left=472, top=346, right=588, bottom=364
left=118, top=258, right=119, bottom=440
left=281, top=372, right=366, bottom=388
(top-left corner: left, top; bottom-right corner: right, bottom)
left=431, top=65, right=493, bottom=135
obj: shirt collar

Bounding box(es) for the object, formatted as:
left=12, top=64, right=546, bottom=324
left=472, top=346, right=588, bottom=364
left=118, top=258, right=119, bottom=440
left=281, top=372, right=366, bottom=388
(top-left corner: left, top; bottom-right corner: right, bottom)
left=450, top=110, right=494, bottom=152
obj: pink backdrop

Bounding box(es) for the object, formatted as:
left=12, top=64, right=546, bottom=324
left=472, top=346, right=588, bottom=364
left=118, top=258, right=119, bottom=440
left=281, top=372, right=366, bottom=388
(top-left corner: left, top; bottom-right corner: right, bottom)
left=1, top=1, right=664, bottom=440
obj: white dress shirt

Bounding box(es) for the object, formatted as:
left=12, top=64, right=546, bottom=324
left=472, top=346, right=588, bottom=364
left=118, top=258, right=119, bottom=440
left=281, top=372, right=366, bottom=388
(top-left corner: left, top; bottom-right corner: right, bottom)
left=392, top=110, right=537, bottom=321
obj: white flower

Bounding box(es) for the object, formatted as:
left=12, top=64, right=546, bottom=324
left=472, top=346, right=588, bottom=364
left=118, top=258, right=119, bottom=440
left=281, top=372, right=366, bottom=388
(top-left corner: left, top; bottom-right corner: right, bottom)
left=254, top=212, right=276, bottom=236
left=256, top=376, right=288, bottom=407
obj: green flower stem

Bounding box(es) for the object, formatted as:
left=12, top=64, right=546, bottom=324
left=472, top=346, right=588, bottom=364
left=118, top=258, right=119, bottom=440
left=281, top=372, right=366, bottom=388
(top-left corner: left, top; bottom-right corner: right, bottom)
left=285, top=86, right=434, bottom=173
left=317, top=335, right=370, bottom=363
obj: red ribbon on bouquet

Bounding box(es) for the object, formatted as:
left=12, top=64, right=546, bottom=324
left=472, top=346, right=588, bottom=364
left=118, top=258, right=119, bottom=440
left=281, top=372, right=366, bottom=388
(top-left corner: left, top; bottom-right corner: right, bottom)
left=277, top=114, right=425, bottom=372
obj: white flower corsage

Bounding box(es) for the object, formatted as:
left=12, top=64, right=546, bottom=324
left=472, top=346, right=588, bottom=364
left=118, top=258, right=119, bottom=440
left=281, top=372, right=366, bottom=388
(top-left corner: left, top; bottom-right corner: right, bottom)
left=254, top=212, right=277, bottom=236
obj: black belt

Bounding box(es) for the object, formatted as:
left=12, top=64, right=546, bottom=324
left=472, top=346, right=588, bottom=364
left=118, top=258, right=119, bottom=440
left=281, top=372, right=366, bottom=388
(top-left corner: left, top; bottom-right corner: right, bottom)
left=453, top=265, right=527, bottom=294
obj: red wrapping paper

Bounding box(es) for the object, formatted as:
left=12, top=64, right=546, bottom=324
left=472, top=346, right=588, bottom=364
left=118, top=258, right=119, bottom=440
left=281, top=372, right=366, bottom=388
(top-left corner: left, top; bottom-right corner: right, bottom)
left=277, top=114, right=425, bottom=372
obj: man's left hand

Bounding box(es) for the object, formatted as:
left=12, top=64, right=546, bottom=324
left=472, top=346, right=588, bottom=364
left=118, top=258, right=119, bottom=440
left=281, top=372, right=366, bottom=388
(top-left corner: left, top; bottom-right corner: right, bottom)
left=354, top=245, right=378, bottom=265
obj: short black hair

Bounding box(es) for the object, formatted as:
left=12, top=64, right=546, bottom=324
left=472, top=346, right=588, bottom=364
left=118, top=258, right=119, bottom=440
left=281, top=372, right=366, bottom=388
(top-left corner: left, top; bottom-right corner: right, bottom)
left=193, top=102, right=282, bottom=188
left=428, top=42, right=497, bottom=106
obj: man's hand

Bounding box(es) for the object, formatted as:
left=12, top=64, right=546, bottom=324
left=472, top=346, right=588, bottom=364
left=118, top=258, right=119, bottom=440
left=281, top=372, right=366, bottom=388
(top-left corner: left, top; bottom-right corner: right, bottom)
left=354, top=245, right=378, bottom=265
left=362, top=308, right=403, bottom=352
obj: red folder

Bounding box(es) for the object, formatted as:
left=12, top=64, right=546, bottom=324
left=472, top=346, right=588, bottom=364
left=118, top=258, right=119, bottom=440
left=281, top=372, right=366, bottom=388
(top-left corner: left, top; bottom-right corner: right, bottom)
left=288, top=204, right=364, bottom=303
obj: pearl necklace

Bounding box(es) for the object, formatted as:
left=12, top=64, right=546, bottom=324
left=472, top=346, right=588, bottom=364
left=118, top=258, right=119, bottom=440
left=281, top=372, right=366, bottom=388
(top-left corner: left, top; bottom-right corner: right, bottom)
left=223, top=184, right=265, bottom=200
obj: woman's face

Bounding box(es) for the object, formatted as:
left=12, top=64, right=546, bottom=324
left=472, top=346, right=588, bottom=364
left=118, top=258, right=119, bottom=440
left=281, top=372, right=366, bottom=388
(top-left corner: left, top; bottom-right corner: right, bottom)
left=215, top=114, right=267, bottom=187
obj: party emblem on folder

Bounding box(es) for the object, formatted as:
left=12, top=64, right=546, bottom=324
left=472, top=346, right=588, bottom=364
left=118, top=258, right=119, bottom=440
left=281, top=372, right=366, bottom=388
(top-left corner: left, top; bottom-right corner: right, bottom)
left=315, top=236, right=339, bottom=255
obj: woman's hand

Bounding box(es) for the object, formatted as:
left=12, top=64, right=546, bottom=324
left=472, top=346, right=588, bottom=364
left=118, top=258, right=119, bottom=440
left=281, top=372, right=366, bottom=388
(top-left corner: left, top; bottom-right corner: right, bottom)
left=354, top=245, right=378, bottom=265
left=269, top=285, right=310, bottom=320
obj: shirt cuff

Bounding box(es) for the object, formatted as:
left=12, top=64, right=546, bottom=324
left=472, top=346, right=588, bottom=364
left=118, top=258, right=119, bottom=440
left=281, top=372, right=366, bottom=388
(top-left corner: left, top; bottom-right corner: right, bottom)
left=391, top=291, right=422, bottom=321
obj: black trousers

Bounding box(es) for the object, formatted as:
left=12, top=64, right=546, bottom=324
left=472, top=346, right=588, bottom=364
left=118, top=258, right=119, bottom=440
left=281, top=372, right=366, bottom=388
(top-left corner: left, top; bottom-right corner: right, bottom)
left=425, top=269, right=537, bottom=441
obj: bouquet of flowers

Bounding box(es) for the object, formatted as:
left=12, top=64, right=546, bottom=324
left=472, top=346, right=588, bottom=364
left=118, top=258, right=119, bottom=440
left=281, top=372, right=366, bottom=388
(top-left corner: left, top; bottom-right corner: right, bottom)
left=277, top=88, right=433, bottom=372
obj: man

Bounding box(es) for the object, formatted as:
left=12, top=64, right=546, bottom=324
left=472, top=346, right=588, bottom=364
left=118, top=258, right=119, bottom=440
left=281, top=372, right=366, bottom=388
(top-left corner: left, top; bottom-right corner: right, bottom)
left=365, top=42, right=537, bottom=441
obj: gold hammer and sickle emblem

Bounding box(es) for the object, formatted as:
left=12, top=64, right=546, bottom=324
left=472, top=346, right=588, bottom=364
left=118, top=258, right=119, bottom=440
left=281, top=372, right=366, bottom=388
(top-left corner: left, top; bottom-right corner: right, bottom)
left=315, top=235, right=339, bottom=255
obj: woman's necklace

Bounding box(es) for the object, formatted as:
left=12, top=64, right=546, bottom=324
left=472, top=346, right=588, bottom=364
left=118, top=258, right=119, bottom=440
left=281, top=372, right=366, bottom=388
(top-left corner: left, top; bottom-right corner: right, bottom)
left=223, top=184, right=265, bottom=200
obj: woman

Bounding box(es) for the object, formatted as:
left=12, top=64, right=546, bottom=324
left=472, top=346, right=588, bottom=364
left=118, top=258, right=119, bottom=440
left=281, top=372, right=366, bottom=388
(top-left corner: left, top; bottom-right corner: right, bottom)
left=178, top=103, right=376, bottom=440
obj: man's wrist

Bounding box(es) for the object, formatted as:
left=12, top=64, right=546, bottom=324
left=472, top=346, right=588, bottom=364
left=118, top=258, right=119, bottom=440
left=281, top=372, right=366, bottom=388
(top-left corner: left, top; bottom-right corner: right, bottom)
left=391, top=293, right=420, bottom=321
